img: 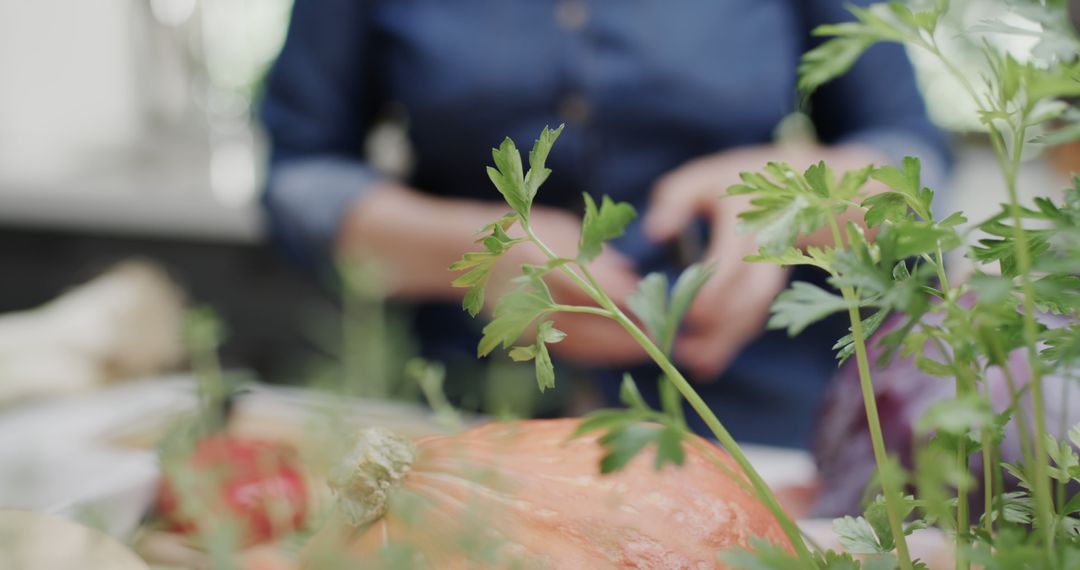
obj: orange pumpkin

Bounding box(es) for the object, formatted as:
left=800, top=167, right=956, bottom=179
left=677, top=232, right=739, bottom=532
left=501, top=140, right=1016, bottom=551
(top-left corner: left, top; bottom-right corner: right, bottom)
left=302, top=418, right=791, bottom=569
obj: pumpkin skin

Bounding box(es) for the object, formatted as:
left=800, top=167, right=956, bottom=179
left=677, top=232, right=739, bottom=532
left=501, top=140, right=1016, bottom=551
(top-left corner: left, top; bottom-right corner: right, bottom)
left=302, top=418, right=791, bottom=569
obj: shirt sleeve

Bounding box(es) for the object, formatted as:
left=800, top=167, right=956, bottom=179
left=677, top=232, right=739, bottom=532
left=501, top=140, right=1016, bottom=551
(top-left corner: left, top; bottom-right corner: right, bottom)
left=801, top=0, right=952, bottom=190
left=259, top=0, right=381, bottom=270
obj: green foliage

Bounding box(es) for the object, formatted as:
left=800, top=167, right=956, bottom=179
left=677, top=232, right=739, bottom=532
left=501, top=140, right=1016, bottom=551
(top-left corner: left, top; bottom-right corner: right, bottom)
left=486, top=125, right=564, bottom=219
left=454, top=3, right=1080, bottom=569
left=628, top=263, right=714, bottom=350
left=476, top=281, right=556, bottom=358
left=722, top=539, right=908, bottom=570
left=508, top=320, right=565, bottom=392
left=449, top=215, right=520, bottom=316
left=729, top=2, right=1080, bottom=569
left=578, top=193, right=637, bottom=262
left=460, top=126, right=703, bottom=482
left=572, top=375, right=687, bottom=472
left=768, top=281, right=852, bottom=336
left=798, top=4, right=940, bottom=97
left=728, top=161, right=871, bottom=255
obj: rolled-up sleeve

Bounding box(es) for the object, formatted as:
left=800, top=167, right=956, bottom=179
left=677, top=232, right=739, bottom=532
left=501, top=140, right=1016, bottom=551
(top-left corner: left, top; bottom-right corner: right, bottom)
left=802, top=0, right=952, bottom=190
left=259, top=0, right=380, bottom=269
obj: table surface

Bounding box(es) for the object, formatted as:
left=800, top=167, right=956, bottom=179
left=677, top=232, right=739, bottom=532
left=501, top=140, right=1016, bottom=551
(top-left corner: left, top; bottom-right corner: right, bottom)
left=0, top=376, right=818, bottom=539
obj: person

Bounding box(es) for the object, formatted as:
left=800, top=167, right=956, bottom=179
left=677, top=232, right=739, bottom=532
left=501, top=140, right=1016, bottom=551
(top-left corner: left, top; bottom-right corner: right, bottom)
left=260, top=0, right=948, bottom=448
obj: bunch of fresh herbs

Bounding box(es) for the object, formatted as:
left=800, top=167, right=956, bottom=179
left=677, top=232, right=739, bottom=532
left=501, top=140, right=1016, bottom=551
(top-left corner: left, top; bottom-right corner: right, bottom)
left=452, top=1, right=1080, bottom=568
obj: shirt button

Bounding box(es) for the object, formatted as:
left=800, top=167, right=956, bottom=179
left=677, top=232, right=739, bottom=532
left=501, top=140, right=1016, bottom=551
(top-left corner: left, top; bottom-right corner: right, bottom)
left=558, top=93, right=591, bottom=125
left=555, top=0, right=589, bottom=31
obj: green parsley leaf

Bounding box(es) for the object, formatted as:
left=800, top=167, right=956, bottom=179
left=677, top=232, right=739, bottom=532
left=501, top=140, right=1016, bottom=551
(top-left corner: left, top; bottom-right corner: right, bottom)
left=507, top=321, right=565, bottom=393
left=916, top=393, right=996, bottom=436
left=597, top=424, right=657, bottom=473
left=629, top=264, right=715, bottom=350
left=487, top=138, right=528, bottom=218
left=768, top=281, right=852, bottom=336
left=747, top=246, right=831, bottom=271
left=668, top=263, right=714, bottom=337
left=719, top=538, right=812, bottom=570
left=832, top=309, right=890, bottom=364
left=533, top=320, right=564, bottom=392
left=578, top=194, right=637, bottom=262
left=627, top=272, right=668, bottom=345
left=653, top=426, right=686, bottom=470
left=484, top=125, right=564, bottom=220
left=450, top=214, right=519, bottom=316
left=524, top=125, right=564, bottom=200
left=862, top=193, right=911, bottom=228
left=798, top=34, right=875, bottom=95
left=870, top=157, right=933, bottom=219
left=618, top=373, right=651, bottom=412
left=477, top=284, right=555, bottom=357
left=834, top=515, right=887, bottom=555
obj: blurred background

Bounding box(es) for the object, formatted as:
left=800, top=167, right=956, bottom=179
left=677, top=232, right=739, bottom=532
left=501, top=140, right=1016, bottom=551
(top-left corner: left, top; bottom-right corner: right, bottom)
left=1, top=0, right=1075, bottom=386
left=1, top=0, right=308, bottom=382
left=1, top=0, right=1079, bottom=566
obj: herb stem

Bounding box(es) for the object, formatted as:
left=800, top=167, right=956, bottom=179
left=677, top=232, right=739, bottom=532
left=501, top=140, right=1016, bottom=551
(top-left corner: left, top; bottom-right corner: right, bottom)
left=550, top=304, right=612, bottom=318
left=824, top=212, right=914, bottom=570
left=605, top=308, right=814, bottom=565
left=922, top=39, right=1055, bottom=562
left=579, top=264, right=688, bottom=427
left=982, top=439, right=994, bottom=535
left=1000, top=358, right=1036, bottom=469
left=999, top=118, right=1056, bottom=564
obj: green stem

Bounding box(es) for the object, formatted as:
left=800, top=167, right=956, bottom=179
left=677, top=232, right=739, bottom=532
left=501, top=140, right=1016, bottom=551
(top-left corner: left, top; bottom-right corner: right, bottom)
left=1057, top=373, right=1073, bottom=515
left=657, top=310, right=687, bottom=428
left=521, top=221, right=817, bottom=567
left=658, top=373, right=687, bottom=428
left=982, top=438, right=994, bottom=535
left=1000, top=358, right=1036, bottom=470
left=999, top=120, right=1055, bottom=563
left=607, top=308, right=814, bottom=564
left=923, top=37, right=1055, bottom=561
left=825, top=214, right=915, bottom=570
left=954, top=365, right=978, bottom=570
left=579, top=266, right=687, bottom=427
left=551, top=304, right=612, bottom=318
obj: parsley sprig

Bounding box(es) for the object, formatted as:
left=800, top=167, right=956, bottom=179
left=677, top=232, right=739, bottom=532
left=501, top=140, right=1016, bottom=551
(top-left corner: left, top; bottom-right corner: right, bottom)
left=726, top=1, right=1080, bottom=569
left=451, top=125, right=816, bottom=565
left=454, top=2, right=1080, bottom=569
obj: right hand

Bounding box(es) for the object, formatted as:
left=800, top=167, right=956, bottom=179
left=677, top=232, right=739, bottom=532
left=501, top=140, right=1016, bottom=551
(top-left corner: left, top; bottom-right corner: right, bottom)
left=338, top=184, right=648, bottom=367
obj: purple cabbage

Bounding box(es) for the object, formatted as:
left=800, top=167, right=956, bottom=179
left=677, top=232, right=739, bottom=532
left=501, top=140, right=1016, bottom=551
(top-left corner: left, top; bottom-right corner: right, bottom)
left=810, top=303, right=1079, bottom=518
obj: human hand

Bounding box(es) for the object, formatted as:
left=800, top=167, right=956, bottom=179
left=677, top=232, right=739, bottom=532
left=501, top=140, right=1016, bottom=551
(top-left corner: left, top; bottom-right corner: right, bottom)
left=340, top=185, right=649, bottom=366
left=644, top=145, right=883, bottom=379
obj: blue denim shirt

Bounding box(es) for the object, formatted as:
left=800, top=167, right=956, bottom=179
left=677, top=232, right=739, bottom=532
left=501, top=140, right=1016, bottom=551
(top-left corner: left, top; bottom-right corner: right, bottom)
left=261, top=0, right=949, bottom=448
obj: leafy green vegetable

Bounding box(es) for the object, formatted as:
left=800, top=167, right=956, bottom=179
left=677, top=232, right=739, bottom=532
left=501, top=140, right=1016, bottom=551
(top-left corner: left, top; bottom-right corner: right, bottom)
left=768, top=281, right=852, bottom=336
left=449, top=214, right=520, bottom=316
left=477, top=284, right=555, bottom=357
left=628, top=263, right=714, bottom=350
left=578, top=193, right=637, bottom=262
left=508, top=320, right=565, bottom=392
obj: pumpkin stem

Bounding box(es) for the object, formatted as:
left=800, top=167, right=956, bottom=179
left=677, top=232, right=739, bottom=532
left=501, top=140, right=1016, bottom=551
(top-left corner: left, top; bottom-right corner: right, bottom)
left=329, top=427, right=417, bottom=527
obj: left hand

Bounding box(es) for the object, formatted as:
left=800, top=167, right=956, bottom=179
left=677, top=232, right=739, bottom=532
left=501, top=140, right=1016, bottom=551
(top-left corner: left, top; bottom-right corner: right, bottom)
left=644, top=144, right=884, bottom=380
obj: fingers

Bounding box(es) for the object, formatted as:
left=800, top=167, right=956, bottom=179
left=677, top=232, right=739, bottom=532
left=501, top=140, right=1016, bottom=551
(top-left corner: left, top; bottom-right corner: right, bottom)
left=675, top=326, right=747, bottom=381
left=644, top=164, right=723, bottom=243
left=685, top=199, right=759, bottom=326
left=675, top=263, right=787, bottom=381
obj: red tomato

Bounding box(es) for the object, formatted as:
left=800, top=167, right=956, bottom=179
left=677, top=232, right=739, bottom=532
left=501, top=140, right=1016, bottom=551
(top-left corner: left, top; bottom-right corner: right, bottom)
left=157, top=436, right=307, bottom=545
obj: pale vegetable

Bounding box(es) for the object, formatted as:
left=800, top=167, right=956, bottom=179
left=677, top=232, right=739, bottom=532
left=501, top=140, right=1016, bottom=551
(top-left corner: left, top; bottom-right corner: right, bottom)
left=0, top=261, right=184, bottom=405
